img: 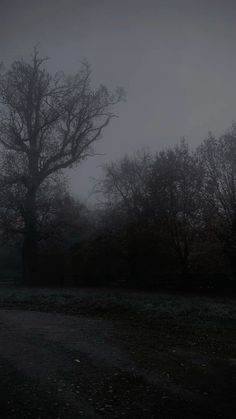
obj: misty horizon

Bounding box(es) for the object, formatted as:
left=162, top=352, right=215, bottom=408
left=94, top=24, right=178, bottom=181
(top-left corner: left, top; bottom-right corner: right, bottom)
left=1, top=0, right=236, bottom=201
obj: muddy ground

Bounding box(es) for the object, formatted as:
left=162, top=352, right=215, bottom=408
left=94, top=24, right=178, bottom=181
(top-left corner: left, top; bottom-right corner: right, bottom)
left=0, top=287, right=235, bottom=418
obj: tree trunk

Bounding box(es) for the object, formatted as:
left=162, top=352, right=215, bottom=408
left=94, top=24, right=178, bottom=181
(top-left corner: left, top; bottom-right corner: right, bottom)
left=22, top=233, right=38, bottom=284
left=22, top=189, right=39, bottom=284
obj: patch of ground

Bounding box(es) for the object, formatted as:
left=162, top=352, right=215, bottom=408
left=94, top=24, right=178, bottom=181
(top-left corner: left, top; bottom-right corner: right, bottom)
left=0, top=287, right=235, bottom=418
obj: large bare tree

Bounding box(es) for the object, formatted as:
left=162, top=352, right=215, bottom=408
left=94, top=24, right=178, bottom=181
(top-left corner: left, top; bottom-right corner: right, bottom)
left=0, top=50, right=124, bottom=282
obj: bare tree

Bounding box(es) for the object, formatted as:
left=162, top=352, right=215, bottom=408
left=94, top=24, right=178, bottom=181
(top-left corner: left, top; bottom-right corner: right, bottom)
left=38, top=188, right=91, bottom=247
left=198, top=126, right=236, bottom=276
left=149, top=140, right=204, bottom=280
left=101, top=141, right=203, bottom=281
left=0, top=49, right=124, bottom=282
left=101, top=150, right=152, bottom=224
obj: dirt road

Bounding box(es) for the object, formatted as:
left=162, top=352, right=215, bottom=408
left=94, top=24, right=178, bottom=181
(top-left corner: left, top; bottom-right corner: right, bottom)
left=0, top=309, right=235, bottom=418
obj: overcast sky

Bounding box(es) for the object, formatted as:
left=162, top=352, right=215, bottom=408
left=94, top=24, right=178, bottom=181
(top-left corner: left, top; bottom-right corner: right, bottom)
left=1, top=0, right=236, bottom=201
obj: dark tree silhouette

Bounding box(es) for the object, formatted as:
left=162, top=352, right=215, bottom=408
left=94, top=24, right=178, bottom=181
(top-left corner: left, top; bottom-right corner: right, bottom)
left=198, top=126, right=236, bottom=278
left=149, top=140, right=204, bottom=281
left=0, top=50, right=124, bottom=283
left=101, top=141, right=204, bottom=282
left=101, top=150, right=152, bottom=222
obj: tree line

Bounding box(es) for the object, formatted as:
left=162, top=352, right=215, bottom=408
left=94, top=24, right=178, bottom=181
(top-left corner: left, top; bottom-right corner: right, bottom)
left=0, top=51, right=236, bottom=293
left=99, top=133, right=236, bottom=292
